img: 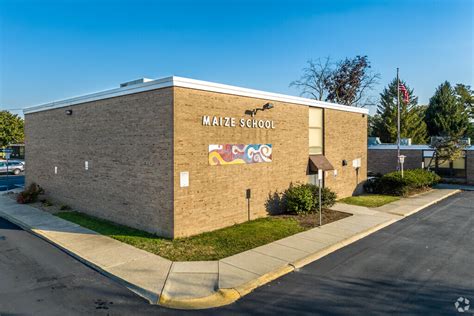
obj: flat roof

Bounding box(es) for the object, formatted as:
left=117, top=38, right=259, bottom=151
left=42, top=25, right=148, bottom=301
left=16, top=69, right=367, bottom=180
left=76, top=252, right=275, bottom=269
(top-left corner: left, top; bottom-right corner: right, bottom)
left=23, top=76, right=369, bottom=115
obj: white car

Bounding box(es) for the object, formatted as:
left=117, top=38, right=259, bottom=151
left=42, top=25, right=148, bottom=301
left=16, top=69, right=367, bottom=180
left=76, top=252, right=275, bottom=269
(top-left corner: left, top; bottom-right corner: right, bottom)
left=0, top=161, right=24, bottom=175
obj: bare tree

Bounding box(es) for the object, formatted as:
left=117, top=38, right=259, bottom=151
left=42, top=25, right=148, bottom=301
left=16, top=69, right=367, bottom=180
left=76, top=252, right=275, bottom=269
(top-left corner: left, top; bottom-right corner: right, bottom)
left=290, top=56, right=380, bottom=107
left=290, top=57, right=333, bottom=100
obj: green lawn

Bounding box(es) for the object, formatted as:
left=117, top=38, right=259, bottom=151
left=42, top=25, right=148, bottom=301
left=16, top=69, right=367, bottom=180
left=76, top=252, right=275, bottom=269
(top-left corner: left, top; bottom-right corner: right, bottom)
left=339, top=194, right=400, bottom=208
left=55, top=212, right=307, bottom=261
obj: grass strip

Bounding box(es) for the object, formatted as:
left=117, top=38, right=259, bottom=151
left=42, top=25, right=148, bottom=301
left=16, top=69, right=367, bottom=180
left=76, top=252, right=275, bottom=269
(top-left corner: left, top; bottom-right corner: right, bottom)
left=339, top=194, right=400, bottom=208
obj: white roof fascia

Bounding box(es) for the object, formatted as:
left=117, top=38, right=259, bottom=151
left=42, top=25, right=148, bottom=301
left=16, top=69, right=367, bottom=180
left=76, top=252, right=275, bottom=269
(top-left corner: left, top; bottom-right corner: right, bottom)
left=170, top=76, right=369, bottom=114
left=23, top=76, right=174, bottom=114
left=23, top=76, right=369, bottom=115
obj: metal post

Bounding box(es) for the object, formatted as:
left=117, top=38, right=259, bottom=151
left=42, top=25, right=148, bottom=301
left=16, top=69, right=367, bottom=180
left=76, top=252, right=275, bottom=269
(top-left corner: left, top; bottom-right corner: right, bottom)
left=248, top=199, right=250, bottom=221
left=319, top=179, right=322, bottom=227
left=5, top=155, right=9, bottom=185
left=317, top=169, right=323, bottom=227
left=246, top=189, right=251, bottom=221
left=396, top=67, right=401, bottom=171
left=399, top=155, right=406, bottom=178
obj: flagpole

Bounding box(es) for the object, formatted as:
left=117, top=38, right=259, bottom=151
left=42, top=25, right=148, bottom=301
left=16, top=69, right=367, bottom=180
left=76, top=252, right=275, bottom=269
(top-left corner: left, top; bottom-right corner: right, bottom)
left=397, top=68, right=400, bottom=171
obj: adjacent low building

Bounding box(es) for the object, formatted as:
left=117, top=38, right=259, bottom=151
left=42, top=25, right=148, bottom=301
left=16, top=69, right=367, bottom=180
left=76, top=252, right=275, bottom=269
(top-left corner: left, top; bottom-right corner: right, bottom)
left=368, top=138, right=474, bottom=183
left=24, top=76, right=368, bottom=238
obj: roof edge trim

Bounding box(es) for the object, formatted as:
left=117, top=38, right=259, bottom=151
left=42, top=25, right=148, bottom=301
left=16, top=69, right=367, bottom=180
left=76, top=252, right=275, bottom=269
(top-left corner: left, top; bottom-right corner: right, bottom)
left=23, top=76, right=369, bottom=114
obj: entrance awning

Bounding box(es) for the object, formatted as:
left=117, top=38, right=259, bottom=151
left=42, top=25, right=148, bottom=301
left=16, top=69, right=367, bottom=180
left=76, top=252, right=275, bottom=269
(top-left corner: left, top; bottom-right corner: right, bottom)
left=308, top=155, right=334, bottom=172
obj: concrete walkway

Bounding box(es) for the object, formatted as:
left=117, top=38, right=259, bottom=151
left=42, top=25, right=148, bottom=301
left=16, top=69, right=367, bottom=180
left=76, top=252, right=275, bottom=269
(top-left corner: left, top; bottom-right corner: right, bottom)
left=0, top=188, right=459, bottom=310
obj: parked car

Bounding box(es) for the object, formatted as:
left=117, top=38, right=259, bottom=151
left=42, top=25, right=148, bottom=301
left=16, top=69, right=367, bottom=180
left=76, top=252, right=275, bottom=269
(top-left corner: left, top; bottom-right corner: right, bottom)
left=7, top=160, right=25, bottom=166
left=0, top=161, right=25, bottom=175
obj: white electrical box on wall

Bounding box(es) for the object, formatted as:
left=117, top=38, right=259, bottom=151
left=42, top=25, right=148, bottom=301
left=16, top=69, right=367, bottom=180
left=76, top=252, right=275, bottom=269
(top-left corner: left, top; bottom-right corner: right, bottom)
left=54, top=166, right=58, bottom=174
left=180, top=171, right=189, bottom=187
left=352, top=158, right=361, bottom=168
left=85, top=161, right=89, bottom=170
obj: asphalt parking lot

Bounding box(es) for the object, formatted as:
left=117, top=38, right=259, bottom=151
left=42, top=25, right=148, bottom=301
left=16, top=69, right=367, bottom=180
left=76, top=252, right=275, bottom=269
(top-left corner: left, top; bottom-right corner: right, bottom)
left=0, top=174, right=24, bottom=191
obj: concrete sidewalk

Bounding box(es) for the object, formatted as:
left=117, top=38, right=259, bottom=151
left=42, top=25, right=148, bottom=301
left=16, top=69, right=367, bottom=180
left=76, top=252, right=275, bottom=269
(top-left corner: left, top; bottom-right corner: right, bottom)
left=0, top=188, right=459, bottom=310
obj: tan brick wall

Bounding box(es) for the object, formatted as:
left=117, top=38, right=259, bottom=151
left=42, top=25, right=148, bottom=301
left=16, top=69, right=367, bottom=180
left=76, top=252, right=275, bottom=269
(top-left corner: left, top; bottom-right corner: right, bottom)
left=25, top=88, right=174, bottom=237
left=172, top=88, right=367, bottom=237
left=324, top=109, right=367, bottom=197
left=25, top=85, right=368, bottom=238
left=368, top=149, right=423, bottom=175
left=172, top=87, right=309, bottom=237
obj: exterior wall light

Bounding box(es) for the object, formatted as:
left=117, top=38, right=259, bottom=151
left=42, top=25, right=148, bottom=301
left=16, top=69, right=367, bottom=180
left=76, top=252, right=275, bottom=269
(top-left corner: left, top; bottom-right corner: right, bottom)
left=263, top=103, right=274, bottom=110
left=65, top=109, right=73, bottom=115
left=249, top=102, right=275, bottom=117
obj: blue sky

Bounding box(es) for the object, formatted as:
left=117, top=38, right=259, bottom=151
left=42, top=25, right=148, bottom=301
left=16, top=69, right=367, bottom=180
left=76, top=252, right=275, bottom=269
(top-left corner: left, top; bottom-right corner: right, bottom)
left=0, top=0, right=472, bottom=115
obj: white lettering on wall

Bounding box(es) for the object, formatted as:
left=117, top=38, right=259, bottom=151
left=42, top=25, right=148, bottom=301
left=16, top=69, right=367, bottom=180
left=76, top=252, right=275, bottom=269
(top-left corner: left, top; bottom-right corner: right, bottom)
left=203, top=116, right=275, bottom=129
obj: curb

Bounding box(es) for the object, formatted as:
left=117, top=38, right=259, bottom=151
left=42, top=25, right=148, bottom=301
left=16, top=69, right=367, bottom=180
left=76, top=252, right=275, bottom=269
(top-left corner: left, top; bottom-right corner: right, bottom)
left=159, top=288, right=240, bottom=310
left=157, top=189, right=460, bottom=309
left=0, top=208, right=159, bottom=304
left=231, top=265, right=294, bottom=297
left=291, top=218, right=398, bottom=269
left=385, top=189, right=461, bottom=217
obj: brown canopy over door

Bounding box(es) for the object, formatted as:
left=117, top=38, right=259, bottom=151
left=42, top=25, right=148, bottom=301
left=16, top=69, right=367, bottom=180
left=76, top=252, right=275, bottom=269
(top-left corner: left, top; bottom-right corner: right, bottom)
left=308, top=154, right=334, bottom=173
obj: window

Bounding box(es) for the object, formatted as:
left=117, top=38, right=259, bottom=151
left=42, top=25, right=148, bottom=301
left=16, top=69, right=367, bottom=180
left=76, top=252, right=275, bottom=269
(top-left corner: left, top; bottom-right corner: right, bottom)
left=309, top=108, right=323, bottom=154
left=422, top=150, right=466, bottom=178
left=452, top=158, right=465, bottom=169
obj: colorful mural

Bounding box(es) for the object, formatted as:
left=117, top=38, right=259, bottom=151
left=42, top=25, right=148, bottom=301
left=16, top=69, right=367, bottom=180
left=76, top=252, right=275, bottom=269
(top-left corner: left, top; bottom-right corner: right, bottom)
left=208, top=144, right=273, bottom=166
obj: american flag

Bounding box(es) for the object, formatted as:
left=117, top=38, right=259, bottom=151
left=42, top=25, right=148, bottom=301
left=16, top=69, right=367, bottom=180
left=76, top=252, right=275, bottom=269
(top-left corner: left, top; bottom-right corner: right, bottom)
left=399, top=83, right=410, bottom=103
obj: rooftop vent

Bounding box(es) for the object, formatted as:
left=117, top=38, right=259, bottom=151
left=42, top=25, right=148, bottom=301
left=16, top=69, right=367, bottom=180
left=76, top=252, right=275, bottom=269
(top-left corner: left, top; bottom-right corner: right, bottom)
left=400, top=138, right=412, bottom=146
left=120, top=78, right=153, bottom=88
left=368, top=137, right=382, bottom=146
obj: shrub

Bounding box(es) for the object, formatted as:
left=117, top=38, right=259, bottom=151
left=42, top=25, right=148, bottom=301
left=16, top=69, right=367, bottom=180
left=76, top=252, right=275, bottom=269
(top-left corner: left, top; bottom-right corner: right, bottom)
left=60, top=204, right=72, bottom=211
left=285, top=184, right=314, bottom=215
left=41, top=199, right=53, bottom=207
left=367, top=169, right=441, bottom=196
left=265, top=191, right=287, bottom=215
left=284, top=183, right=337, bottom=215
left=17, top=183, right=44, bottom=204
left=307, top=184, right=337, bottom=210
left=363, top=177, right=381, bottom=194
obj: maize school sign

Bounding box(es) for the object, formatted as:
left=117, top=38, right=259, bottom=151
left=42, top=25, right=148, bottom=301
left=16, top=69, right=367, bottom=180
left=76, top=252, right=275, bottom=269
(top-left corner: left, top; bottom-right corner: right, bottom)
left=202, top=115, right=275, bottom=129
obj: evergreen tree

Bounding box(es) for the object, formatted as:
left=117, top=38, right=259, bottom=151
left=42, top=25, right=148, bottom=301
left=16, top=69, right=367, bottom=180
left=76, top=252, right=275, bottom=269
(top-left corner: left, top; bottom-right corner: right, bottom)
left=367, top=114, right=380, bottom=137
left=425, top=81, right=470, bottom=138
left=371, top=78, right=428, bottom=144
left=454, top=83, right=474, bottom=117
left=454, top=84, right=474, bottom=140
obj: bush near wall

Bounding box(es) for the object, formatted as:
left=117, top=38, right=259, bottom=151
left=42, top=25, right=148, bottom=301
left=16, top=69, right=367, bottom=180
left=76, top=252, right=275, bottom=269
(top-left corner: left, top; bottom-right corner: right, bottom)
left=17, top=183, right=44, bottom=204
left=284, top=183, right=337, bottom=215
left=364, top=169, right=441, bottom=197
